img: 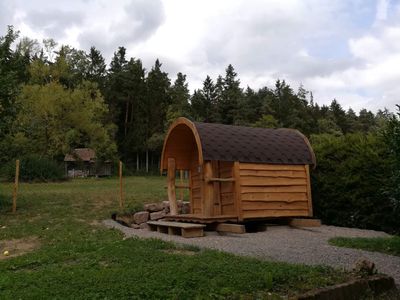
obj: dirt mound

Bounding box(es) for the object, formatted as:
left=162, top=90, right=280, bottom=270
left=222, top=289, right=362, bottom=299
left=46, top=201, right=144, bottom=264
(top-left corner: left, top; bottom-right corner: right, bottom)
left=0, top=236, right=40, bottom=260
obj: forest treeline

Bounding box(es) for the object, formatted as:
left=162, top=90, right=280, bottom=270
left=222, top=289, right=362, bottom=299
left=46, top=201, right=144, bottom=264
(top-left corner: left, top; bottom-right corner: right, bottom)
left=1, top=26, right=399, bottom=232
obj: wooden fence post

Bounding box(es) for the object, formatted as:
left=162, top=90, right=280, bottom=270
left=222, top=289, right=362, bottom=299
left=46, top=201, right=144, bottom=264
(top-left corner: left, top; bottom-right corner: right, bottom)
left=119, top=161, right=124, bottom=209
left=12, top=159, right=20, bottom=213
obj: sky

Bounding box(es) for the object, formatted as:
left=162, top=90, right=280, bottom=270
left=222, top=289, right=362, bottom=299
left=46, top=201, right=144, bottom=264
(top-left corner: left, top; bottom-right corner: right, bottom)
left=1, top=0, right=400, bottom=112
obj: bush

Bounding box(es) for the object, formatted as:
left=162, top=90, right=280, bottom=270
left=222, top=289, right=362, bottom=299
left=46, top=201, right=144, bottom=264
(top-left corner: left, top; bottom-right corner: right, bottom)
left=1, top=155, right=65, bottom=182
left=311, top=133, right=399, bottom=234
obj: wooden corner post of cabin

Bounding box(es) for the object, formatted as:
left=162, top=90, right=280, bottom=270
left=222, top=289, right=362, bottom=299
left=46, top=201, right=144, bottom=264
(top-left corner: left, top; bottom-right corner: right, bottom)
left=168, top=158, right=178, bottom=215
left=203, top=161, right=217, bottom=217
left=233, top=161, right=243, bottom=221
left=305, top=164, right=313, bottom=217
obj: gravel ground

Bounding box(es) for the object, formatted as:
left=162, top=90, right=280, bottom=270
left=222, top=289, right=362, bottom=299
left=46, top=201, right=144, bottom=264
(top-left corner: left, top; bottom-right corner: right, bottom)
left=103, top=220, right=400, bottom=284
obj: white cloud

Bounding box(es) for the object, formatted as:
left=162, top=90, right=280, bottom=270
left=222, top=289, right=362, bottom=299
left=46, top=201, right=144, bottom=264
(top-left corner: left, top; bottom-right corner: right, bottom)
left=375, top=0, right=389, bottom=23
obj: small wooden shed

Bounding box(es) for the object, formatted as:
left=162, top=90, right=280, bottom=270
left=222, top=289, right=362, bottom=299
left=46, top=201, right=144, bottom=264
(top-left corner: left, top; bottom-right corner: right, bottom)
left=161, top=117, right=316, bottom=223
left=64, top=148, right=112, bottom=178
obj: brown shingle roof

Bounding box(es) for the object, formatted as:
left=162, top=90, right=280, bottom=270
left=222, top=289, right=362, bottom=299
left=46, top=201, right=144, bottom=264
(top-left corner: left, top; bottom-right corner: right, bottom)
left=193, top=122, right=315, bottom=166
left=64, top=148, right=96, bottom=162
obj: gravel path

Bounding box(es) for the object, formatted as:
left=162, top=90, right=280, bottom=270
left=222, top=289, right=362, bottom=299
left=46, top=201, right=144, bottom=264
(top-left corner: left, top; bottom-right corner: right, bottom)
left=103, top=220, right=400, bottom=284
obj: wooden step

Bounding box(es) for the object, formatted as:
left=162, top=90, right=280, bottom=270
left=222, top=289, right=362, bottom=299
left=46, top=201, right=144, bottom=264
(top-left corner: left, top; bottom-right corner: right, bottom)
left=147, top=221, right=206, bottom=238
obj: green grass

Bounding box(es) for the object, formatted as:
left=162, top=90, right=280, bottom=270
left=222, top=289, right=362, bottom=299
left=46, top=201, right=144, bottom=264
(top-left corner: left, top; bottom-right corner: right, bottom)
left=0, top=177, right=351, bottom=299
left=329, top=236, right=400, bottom=257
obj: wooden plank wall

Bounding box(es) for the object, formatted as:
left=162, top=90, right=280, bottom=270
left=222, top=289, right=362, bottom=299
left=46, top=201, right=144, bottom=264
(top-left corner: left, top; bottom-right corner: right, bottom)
left=239, top=163, right=311, bottom=219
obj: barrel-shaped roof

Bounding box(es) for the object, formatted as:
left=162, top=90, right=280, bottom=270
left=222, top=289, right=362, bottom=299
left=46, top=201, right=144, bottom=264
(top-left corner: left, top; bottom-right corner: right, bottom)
left=161, top=118, right=316, bottom=169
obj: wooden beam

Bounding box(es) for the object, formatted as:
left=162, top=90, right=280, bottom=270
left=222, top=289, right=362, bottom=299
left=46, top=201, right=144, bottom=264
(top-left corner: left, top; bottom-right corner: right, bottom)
left=203, top=161, right=214, bottom=217
left=216, top=223, right=245, bottom=234
left=212, top=161, right=221, bottom=216
left=239, top=163, right=306, bottom=171
left=240, top=176, right=307, bottom=186
left=305, top=165, right=313, bottom=217
left=175, top=184, right=190, bottom=189
left=205, top=177, right=235, bottom=183
left=168, top=158, right=178, bottom=215
left=233, top=161, right=243, bottom=221
left=181, top=227, right=204, bottom=238
left=189, top=170, right=194, bottom=214
left=243, top=209, right=309, bottom=218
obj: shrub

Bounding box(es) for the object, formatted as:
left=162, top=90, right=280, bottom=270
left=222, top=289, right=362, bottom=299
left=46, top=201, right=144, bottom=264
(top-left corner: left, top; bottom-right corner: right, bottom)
left=1, top=155, right=65, bottom=182
left=311, top=133, right=399, bottom=234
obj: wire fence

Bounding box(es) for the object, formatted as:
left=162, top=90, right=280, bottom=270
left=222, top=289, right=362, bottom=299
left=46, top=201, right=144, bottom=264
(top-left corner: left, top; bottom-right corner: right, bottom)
left=0, top=160, right=189, bottom=214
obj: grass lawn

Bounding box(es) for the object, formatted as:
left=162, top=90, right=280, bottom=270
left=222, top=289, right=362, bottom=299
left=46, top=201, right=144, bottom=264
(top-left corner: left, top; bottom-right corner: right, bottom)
left=0, top=177, right=351, bottom=299
left=329, top=236, right=400, bottom=257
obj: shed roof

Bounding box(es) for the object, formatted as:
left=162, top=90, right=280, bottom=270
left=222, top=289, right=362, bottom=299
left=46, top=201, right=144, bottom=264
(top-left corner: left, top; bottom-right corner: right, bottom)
left=161, top=118, right=316, bottom=169
left=193, top=121, right=315, bottom=166
left=64, top=148, right=96, bottom=162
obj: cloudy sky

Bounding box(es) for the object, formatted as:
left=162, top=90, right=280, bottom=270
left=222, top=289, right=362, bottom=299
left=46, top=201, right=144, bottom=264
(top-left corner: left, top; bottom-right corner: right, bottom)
left=1, top=0, right=400, bottom=112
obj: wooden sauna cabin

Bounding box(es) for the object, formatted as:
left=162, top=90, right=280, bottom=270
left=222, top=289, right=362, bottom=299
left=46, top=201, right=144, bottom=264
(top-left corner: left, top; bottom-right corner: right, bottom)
left=160, top=117, right=316, bottom=223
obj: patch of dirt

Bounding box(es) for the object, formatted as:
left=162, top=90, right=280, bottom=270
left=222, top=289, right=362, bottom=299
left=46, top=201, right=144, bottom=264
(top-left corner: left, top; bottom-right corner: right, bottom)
left=0, top=236, right=40, bottom=260
left=161, top=249, right=198, bottom=256
left=89, top=220, right=101, bottom=227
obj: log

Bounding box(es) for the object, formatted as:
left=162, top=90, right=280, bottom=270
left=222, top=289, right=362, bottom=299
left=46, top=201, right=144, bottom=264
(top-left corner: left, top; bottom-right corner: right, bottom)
left=205, top=177, right=235, bottom=182
left=216, top=223, right=246, bottom=234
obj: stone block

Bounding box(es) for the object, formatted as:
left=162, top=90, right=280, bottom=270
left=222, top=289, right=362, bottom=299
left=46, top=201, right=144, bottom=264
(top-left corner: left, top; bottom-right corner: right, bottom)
left=133, top=211, right=149, bottom=224
left=150, top=210, right=166, bottom=220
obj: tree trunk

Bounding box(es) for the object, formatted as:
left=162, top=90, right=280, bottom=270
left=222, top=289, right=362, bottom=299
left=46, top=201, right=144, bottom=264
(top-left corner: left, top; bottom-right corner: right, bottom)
left=146, top=150, right=149, bottom=173
left=124, top=101, right=129, bottom=136
left=136, top=152, right=139, bottom=171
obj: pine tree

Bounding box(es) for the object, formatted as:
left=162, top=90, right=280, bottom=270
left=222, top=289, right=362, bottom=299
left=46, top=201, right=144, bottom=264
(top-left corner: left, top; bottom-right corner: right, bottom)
left=190, top=89, right=206, bottom=121
left=167, top=72, right=191, bottom=126
left=219, top=64, right=242, bottom=125
left=145, top=59, right=171, bottom=170
left=86, top=46, right=106, bottom=90
left=105, top=46, right=128, bottom=123
left=330, top=99, right=349, bottom=134
left=203, top=75, right=219, bottom=122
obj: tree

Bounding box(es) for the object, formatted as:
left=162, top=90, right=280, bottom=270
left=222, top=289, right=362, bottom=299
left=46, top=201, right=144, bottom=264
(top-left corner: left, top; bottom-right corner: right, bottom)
left=383, top=105, right=400, bottom=218
left=253, top=114, right=278, bottom=128
left=11, top=81, right=117, bottom=160
left=120, top=58, right=147, bottom=162
left=86, top=46, right=107, bottom=90
left=144, top=59, right=171, bottom=171
left=329, top=99, right=349, bottom=134
left=240, top=86, right=263, bottom=125
left=0, top=26, right=26, bottom=137
left=358, top=108, right=376, bottom=132
left=190, top=75, right=219, bottom=122
left=218, top=64, right=243, bottom=125
left=145, top=59, right=171, bottom=138
left=190, top=89, right=206, bottom=121
left=105, top=47, right=128, bottom=124
left=166, top=72, right=191, bottom=126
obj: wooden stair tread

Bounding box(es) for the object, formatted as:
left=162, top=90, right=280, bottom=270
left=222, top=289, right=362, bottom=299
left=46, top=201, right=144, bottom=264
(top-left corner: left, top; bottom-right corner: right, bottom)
left=164, top=214, right=238, bottom=223
left=147, top=220, right=206, bottom=229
